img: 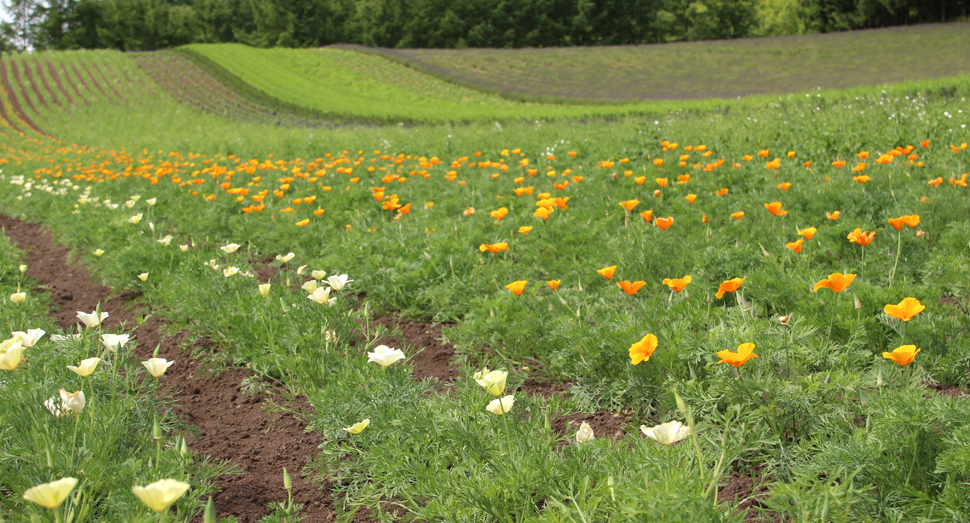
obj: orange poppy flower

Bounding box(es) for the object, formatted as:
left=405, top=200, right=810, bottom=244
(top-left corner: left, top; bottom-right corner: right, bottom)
left=853, top=163, right=866, bottom=172
left=832, top=160, right=846, bottom=169
left=920, top=140, right=929, bottom=149
left=786, top=239, right=804, bottom=253
left=518, top=226, right=533, bottom=234
left=399, top=203, right=411, bottom=214
left=716, top=188, right=729, bottom=196
left=654, top=189, right=662, bottom=198
left=853, top=175, right=870, bottom=183
left=534, top=207, right=551, bottom=220
left=656, top=216, right=674, bottom=230
left=827, top=211, right=840, bottom=220
left=653, top=158, right=664, bottom=168
left=717, top=343, right=758, bottom=368
left=479, top=242, right=509, bottom=253
left=506, top=280, right=527, bottom=296
left=655, top=178, right=668, bottom=188
left=765, top=158, right=781, bottom=170
left=553, top=181, right=569, bottom=190
left=313, top=208, right=325, bottom=216
left=731, top=211, right=745, bottom=220
left=295, top=218, right=310, bottom=227
left=742, top=155, right=752, bottom=162
left=597, top=265, right=617, bottom=279
left=813, top=273, right=856, bottom=293
left=787, top=151, right=796, bottom=158
left=777, top=182, right=791, bottom=191
left=949, top=173, right=967, bottom=187
left=490, top=207, right=509, bottom=220
left=847, top=229, right=875, bottom=246
left=927, top=177, right=943, bottom=187
left=884, top=297, right=925, bottom=321
left=662, top=275, right=691, bottom=292
left=640, top=210, right=654, bottom=222
left=715, top=277, right=745, bottom=299
left=702, top=213, right=708, bottom=224
left=685, top=194, right=697, bottom=203
left=619, top=200, right=639, bottom=212
left=758, top=150, right=770, bottom=158
left=547, top=280, right=560, bottom=291
left=803, top=161, right=813, bottom=168
left=798, top=227, right=817, bottom=240
left=677, top=174, right=691, bottom=184
left=463, top=207, right=476, bottom=216
left=764, top=202, right=788, bottom=216
left=634, top=176, right=646, bottom=185
left=618, top=280, right=646, bottom=295
left=629, top=334, right=658, bottom=365
left=883, top=345, right=921, bottom=366
left=857, top=151, right=870, bottom=160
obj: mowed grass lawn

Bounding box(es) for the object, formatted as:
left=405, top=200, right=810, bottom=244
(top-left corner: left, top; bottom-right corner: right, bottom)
left=353, top=23, right=970, bottom=102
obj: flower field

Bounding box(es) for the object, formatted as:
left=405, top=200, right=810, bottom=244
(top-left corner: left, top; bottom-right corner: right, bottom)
left=1, top=35, right=970, bottom=522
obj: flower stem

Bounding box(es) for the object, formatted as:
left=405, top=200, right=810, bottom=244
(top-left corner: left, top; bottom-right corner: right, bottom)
left=827, top=293, right=842, bottom=343
left=889, top=231, right=902, bottom=287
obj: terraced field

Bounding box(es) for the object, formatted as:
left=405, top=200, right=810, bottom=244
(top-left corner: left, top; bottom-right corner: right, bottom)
left=353, top=23, right=970, bottom=103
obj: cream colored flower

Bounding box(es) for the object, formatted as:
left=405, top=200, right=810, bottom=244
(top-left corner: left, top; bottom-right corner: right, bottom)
left=18, top=264, right=27, bottom=273
left=296, top=264, right=308, bottom=275
left=0, top=341, right=24, bottom=370
left=576, top=422, right=595, bottom=443
left=472, top=367, right=491, bottom=380
left=179, top=244, right=189, bottom=252
left=45, top=396, right=66, bottom=417
left=142, top=358, right=174, bottom=378
left=311, top=270, right=327, bottom=280
left=10, top=292, right=26, bottom=304
left=77, top=310, right=108, bottom=328
left=223, top=267, right=239, bottom=278
left=22, top=477, right=78, bottom=509
left=146, top=198, right=157, bottom=206
left=131, top=479, right=190, bottom=512
left=258, top=283, right=271, bottom=298
left=130, top=195, right=141, bottom=202
left=137, top=272, right=149, bottom=281
left=276, top=252, right=295, bottom=263
left=326, top=274, right=354, bottom=291
left=157, top=235, right=174, bottom=246
left=640, top=420, right=691, bottom=445
left=307, top=286, right=332, bottom=304
left=475, top=370, right=508, bottom=396
left=367, top=345, right=405, bottom=366
left=93, top=248, right=104, bottom=257
left=301, top=280, right=318, bottom=293
left=14, top=328, right=45, bottom=348
left=67, top=357, right=101, bottom=377
left=343, top=419, right=370, bottom=434
left=486, top=395, right=515, bottom=415
left=59, top=388, right=85, bottom=414
left=220, top=243, right=240, bottom=254
left=101, top=333, right=129, bottom=352
left=128, top=213, right=143, bottom=224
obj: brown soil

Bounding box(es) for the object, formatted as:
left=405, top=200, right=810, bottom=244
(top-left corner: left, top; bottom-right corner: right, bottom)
left=551, top=411, right=629, bottom=441
left=718, top=467, right=780, bottom=523
left=368, top=315, right=459, bottom=382
left=0, top=214, right=343, bottom=523
left=0, top=59, right=44, bottom=134
left=927, top=383, right=970, bottom=400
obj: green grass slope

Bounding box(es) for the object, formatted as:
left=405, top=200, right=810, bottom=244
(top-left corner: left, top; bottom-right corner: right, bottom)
left=354, top=23, right=970, bottom=103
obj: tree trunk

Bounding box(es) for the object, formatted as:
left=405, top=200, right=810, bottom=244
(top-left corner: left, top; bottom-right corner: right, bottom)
left=941, top=0, right=946, bottom=22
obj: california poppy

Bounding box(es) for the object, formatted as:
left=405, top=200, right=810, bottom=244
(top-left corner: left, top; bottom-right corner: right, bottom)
left=534, top=207, right=551, bottom=220
left=717, top=343, right=758, bottom=368
left=629, top=334, right=658, bottom=365
left=758, top=150, right=770, bottom=158
left=518, top=226, right=533, bottom=234
left=853, top=175, right=870, bottom=183
left=490, top=207, right=509, bottom=220
left=847, top=229, right=875, bottom=246
left=617, top=280, right=646, bottom=295
left=731, top=211, right=745, bottom=220
left=798, top=227, right=817, bottom=240
left=884, top=297, right=925, bottom=321
left=597, top=266, right=617, bottom=279
left=786, top=239, right=804, bottom=253
left=716, top=188, right=729, bottom=196
left=765, top=158, right=781, bottom=170
left=765, top=202, right=788, bottom=216
left=832, top=160, right=846, bottom=169
left=655, top=178, right=668, bottom=188
left=619, top=200, right=639, bottom=212
left=715, top=277, right=745, bottom=299
left=826, top=211, right=840, bottom=220
left=295, top=219, right=310, bottom=227
left=813, top=273, right=856, bottom=293
left=655, top=216, right=674, bottom=230
left=506, top=281, right=527, bottom=296
left=920, top=140, right=929, bottom=149
left=777, top=182, right=791, bottom=191
left=685, top=194, right=697, bottom=203
left=634, top=176, right=646, bottom=185
left=640, top=210, right=654, bottom=223
left=547, top=280, right=560, bottom=290
left=662, top=275, right=691, bottom=292
left=857, top=151, right=870, bottom=160
left=479, top=242, right=508, bottom=253
left=853, top=163, right=866, bottom=172
left=883, top=345, right=921, bottom=366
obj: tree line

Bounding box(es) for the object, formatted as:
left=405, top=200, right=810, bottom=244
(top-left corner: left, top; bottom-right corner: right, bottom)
left=1, top=0, right=967, bottom=52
